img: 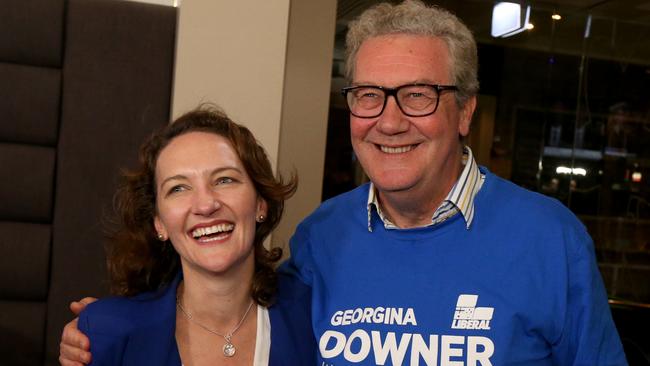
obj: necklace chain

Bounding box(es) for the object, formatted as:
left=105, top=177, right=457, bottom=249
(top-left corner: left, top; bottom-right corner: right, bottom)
left=176, top=296, right=254, bottom=357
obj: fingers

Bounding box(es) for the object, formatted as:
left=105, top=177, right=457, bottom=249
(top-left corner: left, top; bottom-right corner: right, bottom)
left=59, top=318, right=92, bottom=365
left=59, top=339, right=92, bottom=365
left=69, top=297, right=98, bottom=316
left=62, top=318, right=90, bottom=349
left=59, top=348, right=90, bottom=366
left=60, top=297, right=97, bottom=364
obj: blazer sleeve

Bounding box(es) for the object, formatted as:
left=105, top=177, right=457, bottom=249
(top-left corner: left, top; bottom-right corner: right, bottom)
left=78, top=301, right=130, bottom=365
left=268, top=273, right=317, bottom=365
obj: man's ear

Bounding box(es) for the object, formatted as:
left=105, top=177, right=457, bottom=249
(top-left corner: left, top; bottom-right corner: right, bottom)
left=458, top=95, right=477, bottom=137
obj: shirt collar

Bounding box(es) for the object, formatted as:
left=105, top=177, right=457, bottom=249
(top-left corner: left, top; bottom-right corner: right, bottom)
left=366, top=146, right=484, bottom=231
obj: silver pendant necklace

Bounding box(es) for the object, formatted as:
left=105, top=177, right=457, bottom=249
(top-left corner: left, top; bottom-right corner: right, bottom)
left=176, top=296, right=254, bottom=357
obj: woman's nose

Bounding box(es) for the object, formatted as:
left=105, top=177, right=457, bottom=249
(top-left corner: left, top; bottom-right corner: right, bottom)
left=192, top=189, right=221, bottom=215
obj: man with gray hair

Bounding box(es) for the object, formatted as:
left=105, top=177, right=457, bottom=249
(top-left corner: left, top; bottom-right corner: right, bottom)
left=284, top=1, right=626, bottom=365
left=59, top=1, right=626, bottom=365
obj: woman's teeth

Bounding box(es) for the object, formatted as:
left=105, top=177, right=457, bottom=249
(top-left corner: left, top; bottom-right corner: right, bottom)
left=192, top=223, right=234, bottom=239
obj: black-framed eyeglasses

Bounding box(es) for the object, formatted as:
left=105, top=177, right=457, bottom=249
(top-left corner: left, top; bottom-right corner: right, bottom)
left=341, top=83, right=458, bottom=118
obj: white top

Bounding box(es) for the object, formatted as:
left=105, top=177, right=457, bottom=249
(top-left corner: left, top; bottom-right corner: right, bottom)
left=182, top=305, right=271, bottom=365
left=253, top=305, right=271, bottom=366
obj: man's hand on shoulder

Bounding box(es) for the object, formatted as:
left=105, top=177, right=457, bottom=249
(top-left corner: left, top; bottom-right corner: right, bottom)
left=59, top=297, right=97, bottom=365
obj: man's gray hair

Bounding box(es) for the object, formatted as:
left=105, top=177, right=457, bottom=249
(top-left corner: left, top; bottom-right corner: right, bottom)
left=345, top=0, right=479, bottom=106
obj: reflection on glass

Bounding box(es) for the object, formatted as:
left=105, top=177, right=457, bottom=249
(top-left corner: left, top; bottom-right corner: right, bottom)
left=325, top=1, right=650, bottom=308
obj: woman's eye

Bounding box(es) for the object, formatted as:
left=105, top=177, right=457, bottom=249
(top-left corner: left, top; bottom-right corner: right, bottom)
left=167, top=185, right=186, bottom=195
left=216, top=177, right=234, bottom=185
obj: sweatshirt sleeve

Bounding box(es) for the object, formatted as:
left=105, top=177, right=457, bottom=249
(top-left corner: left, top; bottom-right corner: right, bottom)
left=551, top=227, right=628, bottom=365
left=278, top=220, right=315, bottom=288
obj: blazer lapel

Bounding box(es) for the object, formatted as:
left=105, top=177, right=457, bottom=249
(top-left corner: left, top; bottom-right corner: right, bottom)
left=122, top=274, right=183, bottom=365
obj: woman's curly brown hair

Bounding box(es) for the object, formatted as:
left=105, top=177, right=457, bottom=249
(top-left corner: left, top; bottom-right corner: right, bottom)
left=107, top=106, right=297, bottom=307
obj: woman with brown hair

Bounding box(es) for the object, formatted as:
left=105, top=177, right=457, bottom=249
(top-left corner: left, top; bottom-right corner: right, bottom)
left=59, top=106, right=314, bottom=365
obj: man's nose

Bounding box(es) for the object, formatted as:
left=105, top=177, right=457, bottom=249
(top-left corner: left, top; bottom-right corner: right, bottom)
left=376, top=96, right=409, bottom=135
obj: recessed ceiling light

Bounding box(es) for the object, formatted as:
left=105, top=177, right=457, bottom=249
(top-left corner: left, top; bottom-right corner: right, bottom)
left=491, top=2, right=532, bottom=37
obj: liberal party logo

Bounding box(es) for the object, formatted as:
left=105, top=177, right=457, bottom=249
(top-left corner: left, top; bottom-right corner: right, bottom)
left=451, top=294, right=494, bottom=330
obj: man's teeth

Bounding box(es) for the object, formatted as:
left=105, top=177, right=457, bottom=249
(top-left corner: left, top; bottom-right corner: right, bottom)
left=380, top=145, right=414, bottom=154
left=192, top=223, right=234, bottom=238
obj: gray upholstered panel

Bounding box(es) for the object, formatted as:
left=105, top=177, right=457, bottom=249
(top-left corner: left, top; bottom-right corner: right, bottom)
left=44, top=1, right=176, bottom=363
left=0, top=143, right=55, bottom=222
left=0, top=301, right=46, bottom=365
left=0, top=0, right=64, bottom=67
left=0, top=62, right=61, bottom=145
left=0, top=222, right=51, bottom=300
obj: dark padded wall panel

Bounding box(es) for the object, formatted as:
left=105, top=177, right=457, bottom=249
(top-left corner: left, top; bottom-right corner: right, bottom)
left=0, top=143, right=55, bottom=222
left=0, top=63, right=61, bottom=145
left=0, top=2, right=61, bottom=364
left=44, top=0, right=176, bottom=363
left=0, top=301, right=46, bottom=366
left=0, top=0, right=64, bottom=67
left=0, top=222, right=51, bottom=300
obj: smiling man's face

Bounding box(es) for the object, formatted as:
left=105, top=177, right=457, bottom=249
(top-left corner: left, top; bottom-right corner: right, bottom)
left=350, top=34, right=475, bottom=207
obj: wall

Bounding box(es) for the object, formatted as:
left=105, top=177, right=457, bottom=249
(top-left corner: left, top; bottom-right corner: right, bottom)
left=172, top=0, right=336, bottom=252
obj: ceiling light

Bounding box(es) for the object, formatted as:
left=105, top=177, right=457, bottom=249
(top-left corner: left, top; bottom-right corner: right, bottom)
left=525, top=23, right=534, bottom=30
left=551, top=13, right=562, bottom=20
left=556, top=166, right=587, bottom=176
left=491, top=2, right=532, bottom=38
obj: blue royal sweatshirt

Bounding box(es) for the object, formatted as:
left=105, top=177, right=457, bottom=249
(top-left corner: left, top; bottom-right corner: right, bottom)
left=282, top=168, right=627, bottom=366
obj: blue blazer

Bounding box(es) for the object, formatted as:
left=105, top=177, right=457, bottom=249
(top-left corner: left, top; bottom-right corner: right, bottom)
left=79, top=273, right=315, bottom=365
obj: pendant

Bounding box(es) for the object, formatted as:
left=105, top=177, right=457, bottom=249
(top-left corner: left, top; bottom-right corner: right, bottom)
left=223, top=342, right=236, bottom=357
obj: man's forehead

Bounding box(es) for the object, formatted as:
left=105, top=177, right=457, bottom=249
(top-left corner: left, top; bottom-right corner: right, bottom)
left=366, top=54, right=441, bottom=67
left=355, top=35, right=449, bottom=64
left=357, top=33, right=447, bottom=50
left=353, top=34, right=451, bottom=84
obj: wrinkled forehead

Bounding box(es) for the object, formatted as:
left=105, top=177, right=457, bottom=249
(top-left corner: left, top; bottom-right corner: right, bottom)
left=353, top=34, right=452, bottom=84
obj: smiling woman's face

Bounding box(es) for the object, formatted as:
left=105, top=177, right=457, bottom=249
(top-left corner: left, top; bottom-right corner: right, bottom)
left=153, top=131, right=267, bottom=277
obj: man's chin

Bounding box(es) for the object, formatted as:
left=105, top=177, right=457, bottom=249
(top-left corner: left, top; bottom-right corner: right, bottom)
left=370, top=175, right=418, bottom=195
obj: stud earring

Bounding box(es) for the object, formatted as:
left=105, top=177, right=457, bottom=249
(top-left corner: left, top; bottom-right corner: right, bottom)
left=256, top=214, right=266, bottom=223
left=157, top=233, right=166, bottom=241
